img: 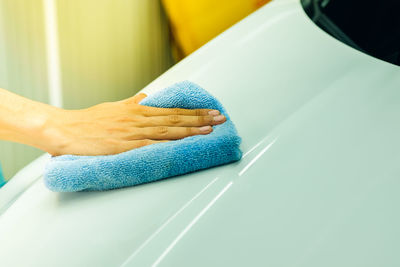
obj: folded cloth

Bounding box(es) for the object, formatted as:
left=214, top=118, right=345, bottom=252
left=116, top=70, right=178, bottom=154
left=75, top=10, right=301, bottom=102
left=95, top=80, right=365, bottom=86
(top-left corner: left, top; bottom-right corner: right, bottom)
left=44, top=81, right=242, bottom=192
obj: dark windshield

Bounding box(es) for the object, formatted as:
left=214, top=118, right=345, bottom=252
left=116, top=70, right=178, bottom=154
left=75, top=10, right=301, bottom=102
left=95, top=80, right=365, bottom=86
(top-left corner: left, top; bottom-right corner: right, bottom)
left=302, top=0, right=400, bottom=66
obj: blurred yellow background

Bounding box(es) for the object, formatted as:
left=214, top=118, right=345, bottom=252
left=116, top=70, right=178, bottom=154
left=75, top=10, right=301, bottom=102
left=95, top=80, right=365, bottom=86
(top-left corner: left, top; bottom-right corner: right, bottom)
left=0, top=1, right=49, bottom=180
left=0, top=0, right=269, bottom=179
left=162, top=0, right=271, bottom=59
left=57, top=0, right=173, bottom=109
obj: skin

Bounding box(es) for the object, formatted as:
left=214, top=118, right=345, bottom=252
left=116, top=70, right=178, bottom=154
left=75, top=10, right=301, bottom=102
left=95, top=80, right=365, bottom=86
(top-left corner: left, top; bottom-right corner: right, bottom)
left=0, top=88, right=226, bottom=156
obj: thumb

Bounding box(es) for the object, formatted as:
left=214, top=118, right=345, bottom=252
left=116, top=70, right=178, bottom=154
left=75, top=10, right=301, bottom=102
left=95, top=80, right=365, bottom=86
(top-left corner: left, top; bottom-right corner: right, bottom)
left=127, top=93, right=147, bottom=104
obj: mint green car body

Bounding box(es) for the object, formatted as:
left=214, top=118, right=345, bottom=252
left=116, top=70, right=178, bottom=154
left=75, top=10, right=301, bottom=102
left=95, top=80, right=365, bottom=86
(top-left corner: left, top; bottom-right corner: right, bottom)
left=1, top=0, right=400, bottom=266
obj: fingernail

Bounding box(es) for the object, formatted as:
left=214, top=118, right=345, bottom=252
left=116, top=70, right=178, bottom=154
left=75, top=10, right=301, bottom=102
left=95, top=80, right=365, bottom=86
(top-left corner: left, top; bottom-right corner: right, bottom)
left=208, top=110, right=220, bottom=116
left=199, top=126, right=212, bottom=132
left=213, top=115, right=225, bottom=122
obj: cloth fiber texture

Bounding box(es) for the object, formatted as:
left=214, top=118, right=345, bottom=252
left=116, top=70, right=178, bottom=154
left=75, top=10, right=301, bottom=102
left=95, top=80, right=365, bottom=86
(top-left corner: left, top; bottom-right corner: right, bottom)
left=44, top=81, right=242, bottom=192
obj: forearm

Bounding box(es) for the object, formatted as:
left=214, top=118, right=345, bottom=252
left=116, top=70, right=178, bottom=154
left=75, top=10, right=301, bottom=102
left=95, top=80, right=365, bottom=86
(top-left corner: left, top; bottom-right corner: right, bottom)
left=0, top=88, right=60, bottom=152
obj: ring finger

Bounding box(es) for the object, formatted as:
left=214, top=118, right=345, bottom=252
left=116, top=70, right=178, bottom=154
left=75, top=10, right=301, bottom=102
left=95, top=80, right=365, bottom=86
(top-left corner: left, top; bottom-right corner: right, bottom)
left=130, top=126, right=213, bottom=140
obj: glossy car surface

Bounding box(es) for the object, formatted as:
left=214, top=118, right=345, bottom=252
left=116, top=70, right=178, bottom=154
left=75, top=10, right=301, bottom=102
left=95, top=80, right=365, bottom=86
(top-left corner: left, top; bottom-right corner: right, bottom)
left=1, top=0, right=400, bottom=266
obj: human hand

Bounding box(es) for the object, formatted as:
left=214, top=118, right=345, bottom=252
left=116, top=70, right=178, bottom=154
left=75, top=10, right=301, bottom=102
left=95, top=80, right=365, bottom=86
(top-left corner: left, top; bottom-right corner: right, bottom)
left=42, top=93, right=226, bottom=156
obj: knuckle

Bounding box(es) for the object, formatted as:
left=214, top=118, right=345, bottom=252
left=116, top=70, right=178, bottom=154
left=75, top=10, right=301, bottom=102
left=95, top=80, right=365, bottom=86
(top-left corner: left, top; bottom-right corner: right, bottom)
left=186, top=127, right=194, bottom=136
left=111, top=127, right=130, bottom=134
left=168, top=115, right=181, bottom=124
left=197, top=115, right=206, bottom=124
left=155, top=126, right=169, bottom=135
left=194, top=109, right=202, bottom=116
left=116, top=116, right=132, bottom=123
left=125, top=132, right=139, bottom=140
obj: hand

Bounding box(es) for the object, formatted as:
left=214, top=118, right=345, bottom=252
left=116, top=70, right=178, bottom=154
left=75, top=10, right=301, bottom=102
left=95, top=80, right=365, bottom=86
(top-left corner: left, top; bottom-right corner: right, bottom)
left=42, top=93, right=226, bottom=156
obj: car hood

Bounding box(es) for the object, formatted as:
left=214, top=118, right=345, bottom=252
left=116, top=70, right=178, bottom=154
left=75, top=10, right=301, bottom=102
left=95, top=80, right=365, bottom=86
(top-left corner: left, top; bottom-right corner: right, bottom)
left=1, top=0, right=400, bottom=266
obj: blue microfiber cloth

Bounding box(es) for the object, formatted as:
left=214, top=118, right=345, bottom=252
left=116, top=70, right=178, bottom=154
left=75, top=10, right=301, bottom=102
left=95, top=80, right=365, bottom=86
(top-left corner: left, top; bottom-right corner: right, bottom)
left=44, top=81, right=242, bottom=192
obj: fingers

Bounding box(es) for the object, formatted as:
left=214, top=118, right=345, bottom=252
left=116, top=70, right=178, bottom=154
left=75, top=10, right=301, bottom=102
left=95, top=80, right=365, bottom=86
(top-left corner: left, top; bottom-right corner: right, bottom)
left=133, top=114, right=226, bottom=127
left=140, top=106, right=219, bottom=117
left=132, top=126, right=213, bottom=140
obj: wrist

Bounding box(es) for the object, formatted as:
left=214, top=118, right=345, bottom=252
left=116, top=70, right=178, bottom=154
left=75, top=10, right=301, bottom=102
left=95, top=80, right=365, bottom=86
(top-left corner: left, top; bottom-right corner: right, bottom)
left=33, top=105, right=68, bottom=155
